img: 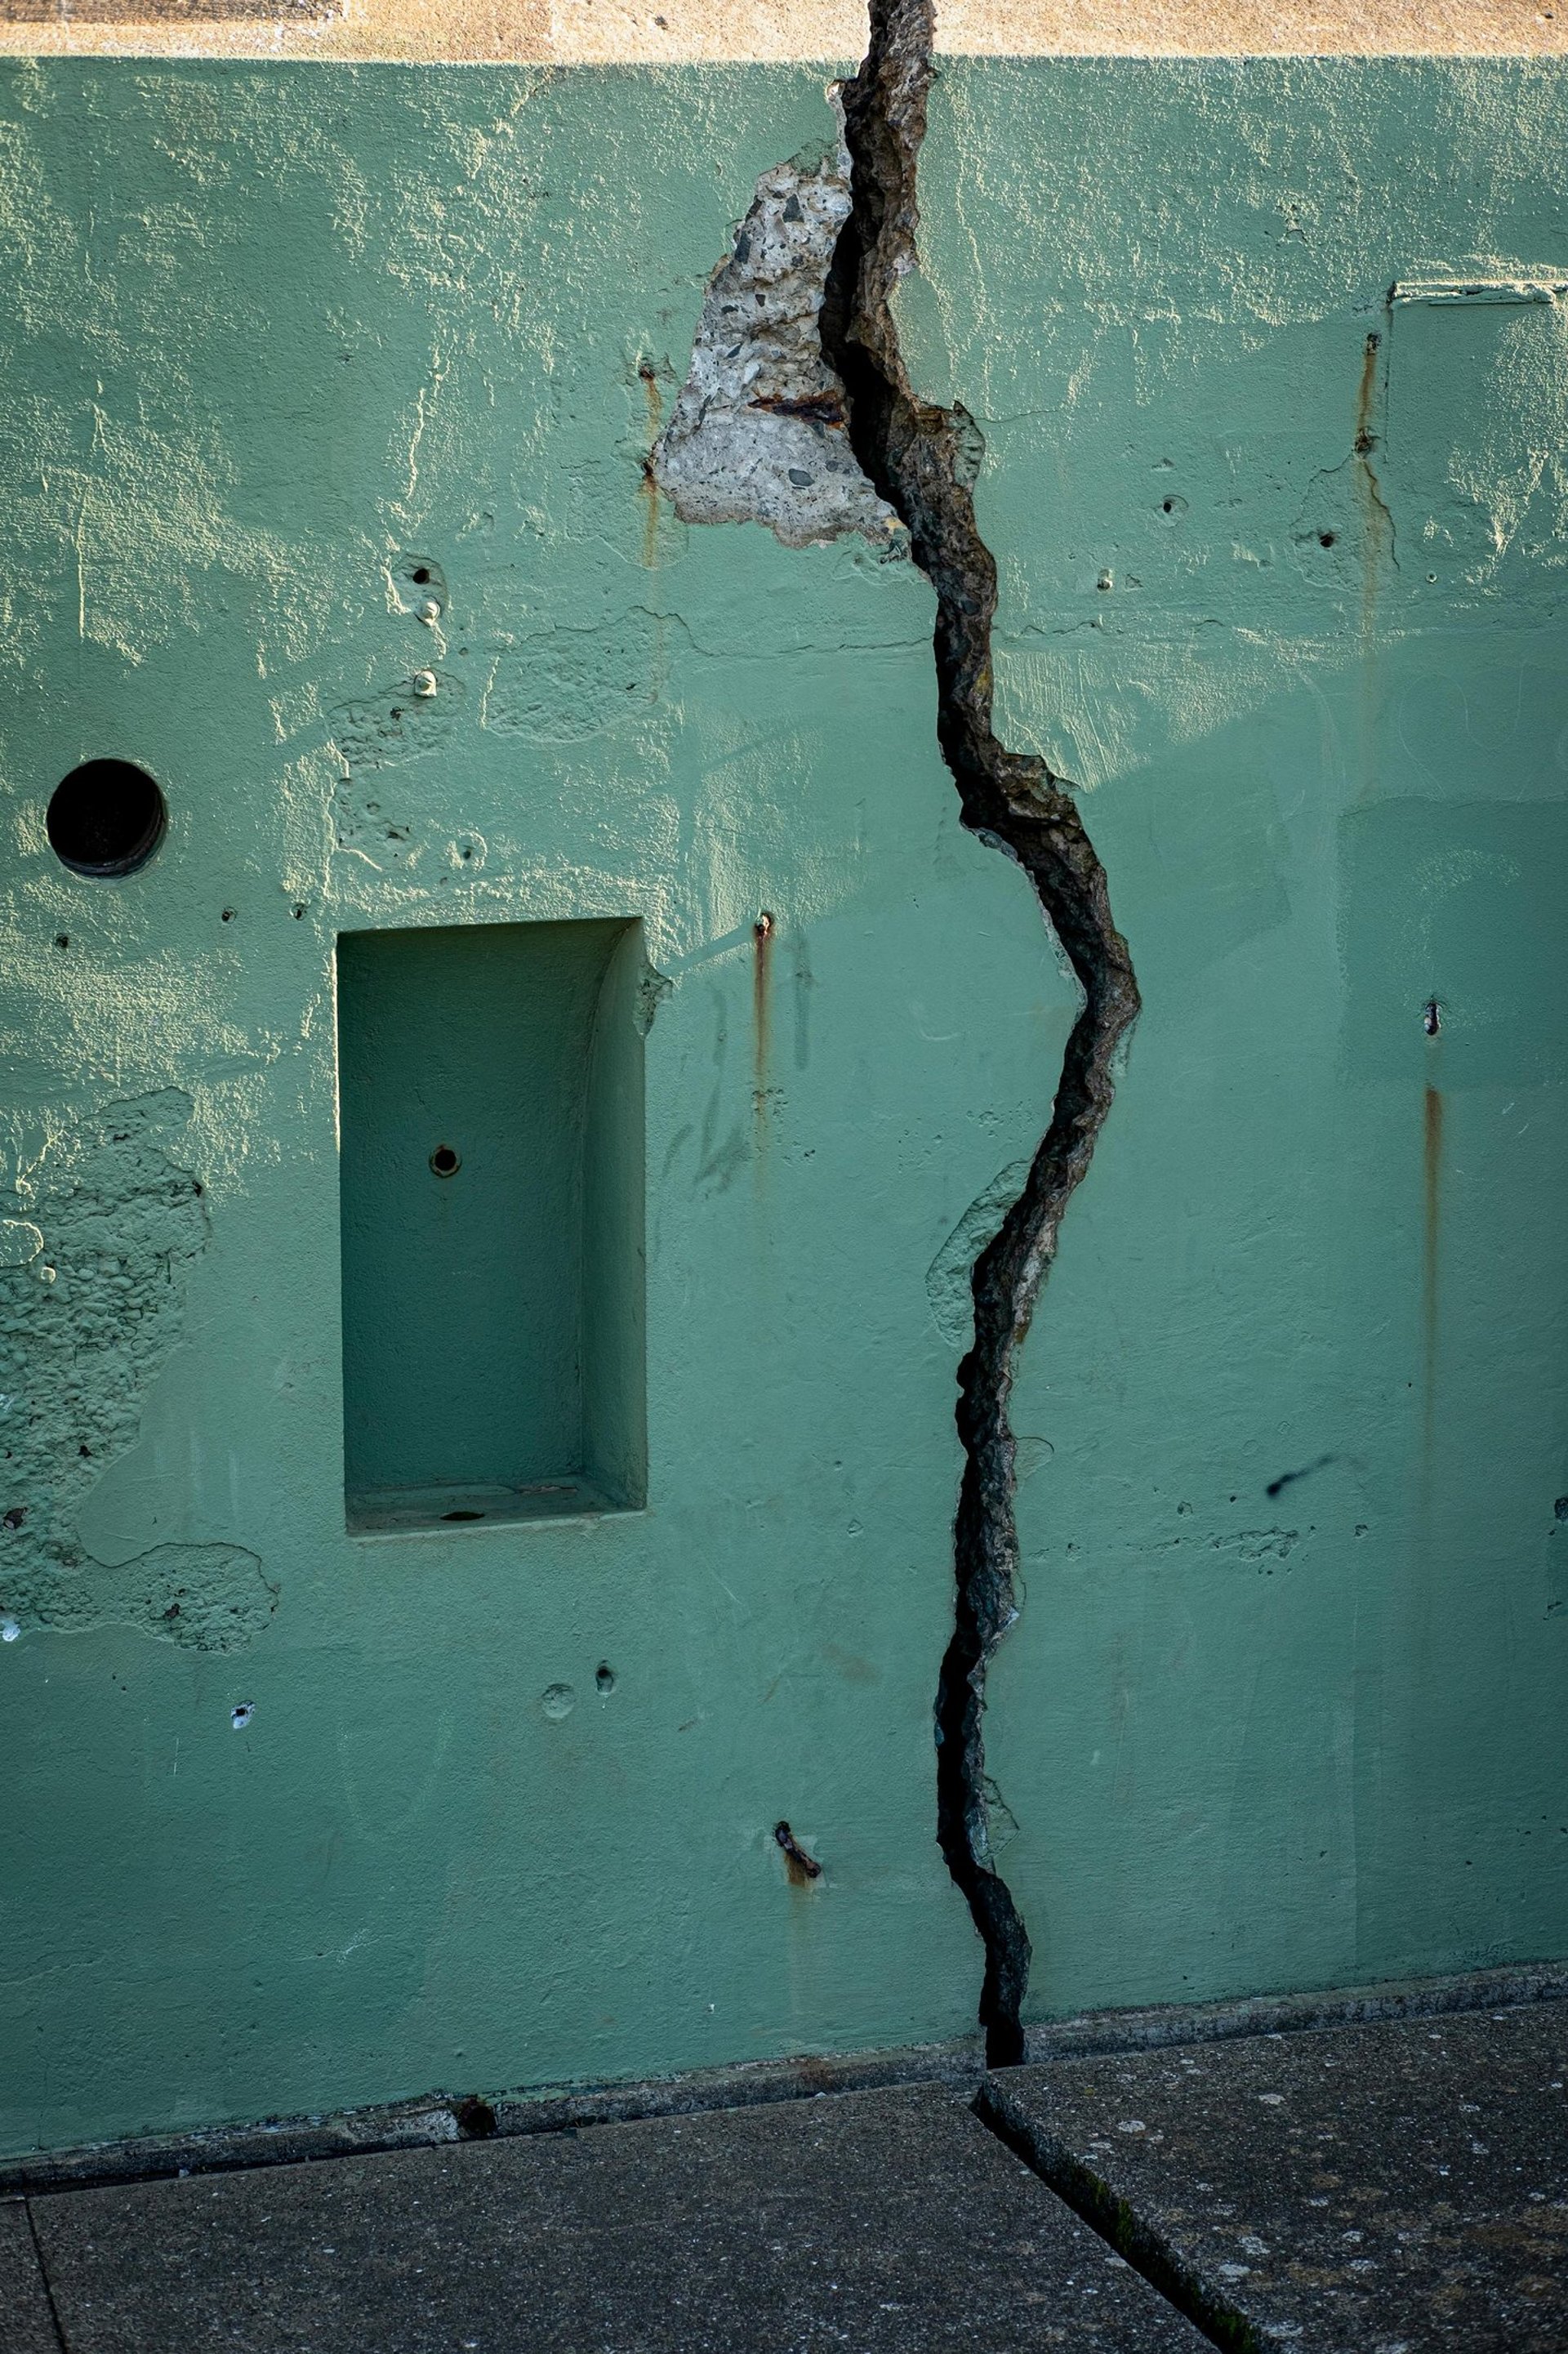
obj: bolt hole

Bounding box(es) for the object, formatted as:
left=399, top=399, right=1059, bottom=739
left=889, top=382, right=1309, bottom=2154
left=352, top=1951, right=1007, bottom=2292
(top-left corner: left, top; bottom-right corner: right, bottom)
left=1162, top=498, right=1174, bottom=513
left=47, top=760, right=167, bottom=879
left=411, top=566, right=431, bottom=586
left=430, top=1144, right=461, bottom=1177
left=1319, top=531, right=1336, bottom=548
left=596, top=1662, right=616, bottom=1694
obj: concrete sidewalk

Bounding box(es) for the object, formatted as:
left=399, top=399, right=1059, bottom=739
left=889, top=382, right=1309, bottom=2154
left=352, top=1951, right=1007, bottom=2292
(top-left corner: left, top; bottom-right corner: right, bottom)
left=6, top=2000, right=1565, bottom=2352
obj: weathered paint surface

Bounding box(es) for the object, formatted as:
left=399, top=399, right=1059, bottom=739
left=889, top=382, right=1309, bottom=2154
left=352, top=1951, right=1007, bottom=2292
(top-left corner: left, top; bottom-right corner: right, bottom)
left=906, top=61, right=1568, bottom=2017
left=0, top=58, right=1564, bottom=2153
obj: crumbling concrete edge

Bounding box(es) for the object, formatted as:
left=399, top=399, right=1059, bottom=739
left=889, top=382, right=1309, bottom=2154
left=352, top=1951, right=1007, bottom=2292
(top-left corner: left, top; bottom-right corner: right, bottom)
left=650, top=123, right=905, bottom=552
left=9, top=1960, right=1562, bottom=2201
left=822, top=0, right=1141, bottom=2065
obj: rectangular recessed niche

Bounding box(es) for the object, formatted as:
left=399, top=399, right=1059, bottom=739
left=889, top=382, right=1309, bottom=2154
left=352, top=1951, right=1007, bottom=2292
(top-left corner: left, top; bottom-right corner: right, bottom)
left=337, top=919, right=647, bottom=1532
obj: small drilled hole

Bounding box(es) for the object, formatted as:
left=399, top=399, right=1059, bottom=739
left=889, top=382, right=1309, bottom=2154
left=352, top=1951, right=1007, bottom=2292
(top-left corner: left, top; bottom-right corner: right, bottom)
left=412, top=566, right=431, bottom=585
left=430, top=1144, right=461, bottom=1177
left=596, top=1662, right=616, bottom=1694
left=1319, top=531, right=1336, bottom=548
left=47, top=760, right=167, bottom=878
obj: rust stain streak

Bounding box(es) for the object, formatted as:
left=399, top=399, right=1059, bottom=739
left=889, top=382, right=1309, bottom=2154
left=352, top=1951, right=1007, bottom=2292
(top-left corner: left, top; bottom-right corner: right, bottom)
left=773, top=1820, right=822, bottom=1884
left=1354, top=328, right=1379, bottom=448
left=752, top=910, right=773, bottom=1132
left=1354, top=329, right=1396, bottom=635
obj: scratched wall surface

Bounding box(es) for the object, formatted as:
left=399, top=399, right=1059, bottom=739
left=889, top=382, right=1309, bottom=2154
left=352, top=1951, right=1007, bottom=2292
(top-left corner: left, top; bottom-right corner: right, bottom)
left=0, top=60, right=1564, bottom=2156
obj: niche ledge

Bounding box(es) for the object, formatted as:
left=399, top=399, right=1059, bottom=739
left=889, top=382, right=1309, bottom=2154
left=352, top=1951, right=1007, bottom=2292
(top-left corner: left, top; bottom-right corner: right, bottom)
left=348, top=1477, right=627, bottom=1536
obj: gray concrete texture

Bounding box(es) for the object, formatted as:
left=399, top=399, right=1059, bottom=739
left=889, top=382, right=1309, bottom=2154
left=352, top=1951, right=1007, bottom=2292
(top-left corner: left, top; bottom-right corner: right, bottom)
left=25, top=2082, right=1205, bottom=2353
left=987, top=2000, right=1568, bottom=2352
left=0, top=2200, right=61, bottom=2354
left=12, top=2002, right=1568, bottom=2352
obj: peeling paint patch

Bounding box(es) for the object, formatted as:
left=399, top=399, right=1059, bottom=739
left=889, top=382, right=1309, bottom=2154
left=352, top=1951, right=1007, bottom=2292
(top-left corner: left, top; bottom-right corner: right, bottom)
left=12, top=1544, right=277, bottom=1652
left=482, top=610, right=657, bottom=742
left=654, top=139, right=906, bottom=553
left=0, top=1093, right=272, bottom=1649
left=0, top=1219, right=44, bottom=1268
left=328, top=670, right=466, bottom=774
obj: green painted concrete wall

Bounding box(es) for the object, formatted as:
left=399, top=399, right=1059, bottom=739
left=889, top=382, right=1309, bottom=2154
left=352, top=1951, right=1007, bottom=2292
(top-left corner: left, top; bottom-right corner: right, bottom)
left=0, top=58, right=1563, bottom=2156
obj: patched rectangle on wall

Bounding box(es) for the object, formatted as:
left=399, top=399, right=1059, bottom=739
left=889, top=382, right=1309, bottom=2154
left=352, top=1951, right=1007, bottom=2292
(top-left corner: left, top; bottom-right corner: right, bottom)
left=1336, top=277, right=1568, bottom=1090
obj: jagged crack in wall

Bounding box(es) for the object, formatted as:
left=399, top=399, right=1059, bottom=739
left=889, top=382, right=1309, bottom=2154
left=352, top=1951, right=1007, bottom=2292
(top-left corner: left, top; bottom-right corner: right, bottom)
left=822, top=0, right=1141, bottom=2064
left=651, top=11, right=1138, bottom=2061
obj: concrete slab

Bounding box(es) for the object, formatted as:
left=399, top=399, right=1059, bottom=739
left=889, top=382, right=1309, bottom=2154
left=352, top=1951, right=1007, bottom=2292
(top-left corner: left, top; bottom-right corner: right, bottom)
left=0, top=2198, right=61, bottom=2353
left=30, top=2081, right=1208, bottom=2353
left=986, top=1999, right=1568, bottom=2353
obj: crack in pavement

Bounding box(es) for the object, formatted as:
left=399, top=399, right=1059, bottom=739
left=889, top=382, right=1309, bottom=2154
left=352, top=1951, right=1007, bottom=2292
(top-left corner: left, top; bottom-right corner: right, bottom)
left=973, top=2083, right=1258, bottom=2351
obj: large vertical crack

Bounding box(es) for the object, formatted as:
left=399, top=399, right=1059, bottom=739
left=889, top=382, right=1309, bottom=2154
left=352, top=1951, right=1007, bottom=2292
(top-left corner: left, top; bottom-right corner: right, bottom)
left=821, top=1, right=1141, bottom=2066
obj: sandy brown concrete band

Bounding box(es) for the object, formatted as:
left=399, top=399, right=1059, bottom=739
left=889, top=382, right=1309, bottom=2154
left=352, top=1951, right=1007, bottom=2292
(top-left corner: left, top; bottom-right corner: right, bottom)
left=0, top=0, right=1565, bottom=65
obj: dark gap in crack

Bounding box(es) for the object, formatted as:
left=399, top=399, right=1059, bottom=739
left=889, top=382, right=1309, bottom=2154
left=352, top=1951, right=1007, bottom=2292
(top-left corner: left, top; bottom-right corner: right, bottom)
left=822, top=0, right=1140, bottom=2070
left=971, top=2084, right=1263, bottom=2352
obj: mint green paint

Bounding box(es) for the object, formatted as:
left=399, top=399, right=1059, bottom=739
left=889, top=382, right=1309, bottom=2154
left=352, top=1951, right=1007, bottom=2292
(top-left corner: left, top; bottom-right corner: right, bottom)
left=339, top=917, right=646, bottom=1522
left=905, top=60, right=1568, bottom=2020
left=581, top=920, right=653, bottom=1517
left=0, top=59, right=1562, bottom=2156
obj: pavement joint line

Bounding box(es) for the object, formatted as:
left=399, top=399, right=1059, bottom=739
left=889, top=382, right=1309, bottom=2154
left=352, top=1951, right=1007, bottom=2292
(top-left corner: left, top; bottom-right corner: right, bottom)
left=7, top=1958, right=1566, bottom=2203
left=23, top=2196, right=69, bottom=2354
left=971, top=2077, right=1260, bottom=2354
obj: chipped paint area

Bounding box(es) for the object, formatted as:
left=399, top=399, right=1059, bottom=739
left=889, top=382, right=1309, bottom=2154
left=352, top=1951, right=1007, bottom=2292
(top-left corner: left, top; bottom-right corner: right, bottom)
left=653, top=139, right=902, bottom=552
left=0, top=1091, right=274, bottom=1647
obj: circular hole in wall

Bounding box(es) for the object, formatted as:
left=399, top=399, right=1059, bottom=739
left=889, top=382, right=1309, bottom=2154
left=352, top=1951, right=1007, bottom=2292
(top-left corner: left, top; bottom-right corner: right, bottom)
left=47, top=760, right=167, bottom=878
left=595, top=1662, right=616, bottom=1694
left=430, top=1144, right=461, bottom=1178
